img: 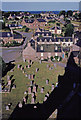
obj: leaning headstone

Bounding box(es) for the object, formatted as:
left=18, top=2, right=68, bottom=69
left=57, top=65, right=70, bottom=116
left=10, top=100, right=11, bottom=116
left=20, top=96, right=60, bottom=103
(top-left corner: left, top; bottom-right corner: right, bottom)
left=40, top=87, right=44, bottom=93
left=46, top=79, right=49, bottom=85
left=44, top=95, right=48, bottom=102
left=22, top=71, right=25, bottom=74
left=18, top=102, right=22, bottom=108
left=51, top=84, right=54, bottom=91
left=31, top=97, right=35, bottom=104
left=28, top=87, right=31, bottom=94
left=6, top=105, right=9, bottom=110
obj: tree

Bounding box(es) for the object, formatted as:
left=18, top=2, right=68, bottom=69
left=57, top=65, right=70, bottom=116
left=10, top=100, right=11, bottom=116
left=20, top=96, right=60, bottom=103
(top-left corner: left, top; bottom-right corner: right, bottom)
left=65, top=23, right=74, bottom=37
left=59, top=10, right=66, bottom=17
left=79, top=12, right=81, bottom=21
left=25, top=27, right=29, bottom=32
left=67, top=10, right=73, bottom=17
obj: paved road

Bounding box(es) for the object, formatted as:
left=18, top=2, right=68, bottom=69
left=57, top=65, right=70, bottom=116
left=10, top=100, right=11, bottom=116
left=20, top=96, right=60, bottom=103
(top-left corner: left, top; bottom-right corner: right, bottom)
left=0, top=32, right=33, bottom=63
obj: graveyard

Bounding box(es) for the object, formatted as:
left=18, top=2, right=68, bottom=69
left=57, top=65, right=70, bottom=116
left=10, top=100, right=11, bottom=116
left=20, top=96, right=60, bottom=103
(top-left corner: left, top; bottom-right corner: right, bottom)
left=2, top=60, right=64, bottom=119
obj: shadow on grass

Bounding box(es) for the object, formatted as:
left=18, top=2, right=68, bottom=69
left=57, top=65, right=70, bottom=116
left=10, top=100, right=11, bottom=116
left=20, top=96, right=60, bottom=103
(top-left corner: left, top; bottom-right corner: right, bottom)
left=2, top=61, right=15, bottom=77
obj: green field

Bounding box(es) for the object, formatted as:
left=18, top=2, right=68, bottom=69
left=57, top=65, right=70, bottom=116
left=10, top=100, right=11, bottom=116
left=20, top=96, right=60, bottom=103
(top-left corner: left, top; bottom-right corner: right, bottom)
left=2, top=60, right=64, bottom=119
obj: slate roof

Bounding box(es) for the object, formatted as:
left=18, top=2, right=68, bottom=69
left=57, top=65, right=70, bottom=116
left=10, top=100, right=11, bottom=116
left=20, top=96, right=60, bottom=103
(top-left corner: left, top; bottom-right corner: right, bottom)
left=0, top=32, right=12, bottom=37
left=50, top=26, right=61, bottom=30
left=35, top=32, right=52, bottom=36
left=13, top=34, right=23, bottom=39
left=25, top=19, right=34, bottom=23
left=37, top=44, right=62, bottom=52
left=37, top=19, right=46, bottom=22
left=37, top=37, right=73, bottom=42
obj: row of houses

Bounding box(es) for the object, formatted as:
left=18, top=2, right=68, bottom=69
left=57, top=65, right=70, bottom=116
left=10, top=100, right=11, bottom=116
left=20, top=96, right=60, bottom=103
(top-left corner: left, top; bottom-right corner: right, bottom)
left=0, top=31, right=23, bottom=45
left=23, top=28, right=74, bottom=60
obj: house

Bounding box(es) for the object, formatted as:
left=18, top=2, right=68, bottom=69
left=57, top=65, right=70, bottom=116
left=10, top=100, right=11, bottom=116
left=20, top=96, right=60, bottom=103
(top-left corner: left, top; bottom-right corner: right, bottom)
left=49, top=26, right=62, bottom=35
left=8, top=23, right=23, bottom=29
left=23, top=36, right=73, bottom=60
left=8, top=14, right=15, bottom=20
left=0, top=32, right=23, bottom=44
left=21, top=18, right=46, bottom=29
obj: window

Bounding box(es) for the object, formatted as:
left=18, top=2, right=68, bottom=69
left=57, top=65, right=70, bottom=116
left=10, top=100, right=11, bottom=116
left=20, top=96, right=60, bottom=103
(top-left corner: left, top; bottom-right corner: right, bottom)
left=41, top=46, right=43, bottom=50
left=41, top=53, right=43, bottom=56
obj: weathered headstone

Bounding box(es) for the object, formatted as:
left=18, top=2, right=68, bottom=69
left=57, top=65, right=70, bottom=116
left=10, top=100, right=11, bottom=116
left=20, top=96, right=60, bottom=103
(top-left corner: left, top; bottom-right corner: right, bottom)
left=46, top=79, right=49, bottom=85
left=8, top=80, right=11, bottom=86
left=17, top=64, right=20, bottom=69
left=18, top=102, right=22, bottom=108
left=12, top=84, right=16, bottom=89
left=28, top=65, right=30, bottom=68
left=51, top=84, right=54, bottom=91
left=33, top=85, right=36, bottom=93
left=21, top=67, right=23, bottom=71
left=28, top=74, right=31, bottom=79
left=28, top=87, right=31, bottom=94
left=31, top=97, right=35, bottom=104
left=23, top=58, right=26, bottom=62
left=31, top=92, right=35, bottom=98
left=24, top=65, right=27, bottom=69
left=6, top=105, right=9, bottom=110
left=44, top=95, right=48, bottom=102
left=36, top=68, right=39, bottom=72
left=25, top=74, right=28, bottom=77
left=40, top=87, right=44, bottom=93
left=31, top=74, right=34, bottom=80
left=56, top=82, right=58, bottom=87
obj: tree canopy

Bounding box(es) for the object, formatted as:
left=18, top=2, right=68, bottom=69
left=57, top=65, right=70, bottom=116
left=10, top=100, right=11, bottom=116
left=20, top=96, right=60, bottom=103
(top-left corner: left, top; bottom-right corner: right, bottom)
left=65, top=23, right=74, bottom=37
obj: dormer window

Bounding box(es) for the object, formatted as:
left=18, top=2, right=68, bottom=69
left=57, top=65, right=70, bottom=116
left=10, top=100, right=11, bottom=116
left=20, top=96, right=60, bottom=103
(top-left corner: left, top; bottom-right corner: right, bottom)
left=40, top=39, right=42, bottom=42
left=63, top=39, right=65, bottom=42
left=55, top=46, right=58, bottom=50
left=45, top=39, right=47, bottom=42
left=50, top=39, right=51, bottom=42
left=41, top=46, right=43, bottom=50
left=68, top=39, right=70, bottom=42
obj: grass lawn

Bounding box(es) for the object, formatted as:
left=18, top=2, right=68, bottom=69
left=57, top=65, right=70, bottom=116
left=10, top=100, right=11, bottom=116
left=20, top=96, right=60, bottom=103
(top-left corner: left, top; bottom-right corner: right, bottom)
left=2, top=60, right=64, bottom=119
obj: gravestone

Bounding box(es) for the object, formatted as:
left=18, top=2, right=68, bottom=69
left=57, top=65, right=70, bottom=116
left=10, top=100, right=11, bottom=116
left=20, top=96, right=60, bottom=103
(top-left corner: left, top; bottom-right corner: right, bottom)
left=17, top=64, right=20, bottom=69
left=18, top=102, right=22, bottom=108
left=30, top=80, right=34, bottom=86
left=47, top=64, right=50, bottom=68
left=31, top=97, right=35, bottom=104
left=28, top=87, right=31, bottom=94
left=24, top=65, right=27, bottom=69
left=25, top=74, right=28, bottom=77
left=39, top=60, right=42, bottom=64
left=22, top=71, right=25, bottom=74
left=21, top=67, right=23, bottom=71
left=31, top=74, right=34, bottom=80
left=46, top=79, right=49, bottom=85
left=24, top=91, right=27, bottom=95
left=33, top=85, right=36, bottom=93
left=31, top=92, right=35, bottom=98
left=46, top=92, right=49, bottom=97
left=23, top=58, right=26, bottom=62
left=6, top=105, right=9, bottom=110
left=12, top=84, right=16, bottom=89
left=8, top=80, right=11, bottom=86
left=28, top=74, right=31, bottom=79
left=51, top=84, right=54, bottom=91
left=56, top=82, right=58, bottom=87
left=27, top=65, right=30, bottom=68
left=23, top=97, right=26, bottom=104
left=44, top=95, right=48, bottom=102
left=36, top=68, right=39, bottom=72
left=40, top=87, right=44, bottom=93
